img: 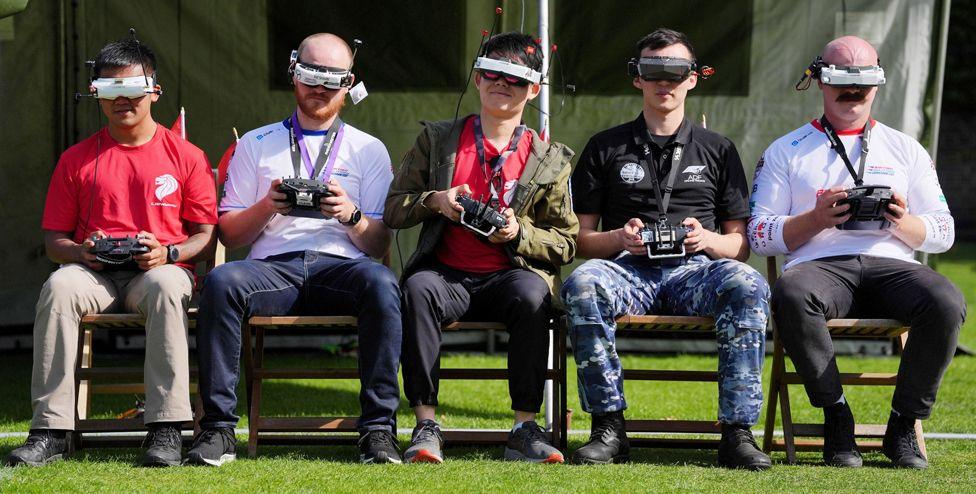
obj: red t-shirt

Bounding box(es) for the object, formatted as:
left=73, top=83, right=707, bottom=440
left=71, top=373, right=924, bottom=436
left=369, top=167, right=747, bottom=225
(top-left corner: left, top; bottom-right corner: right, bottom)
left=42, top=125, right=218, bottom=269
left=435, top=116, right=532, bottom=273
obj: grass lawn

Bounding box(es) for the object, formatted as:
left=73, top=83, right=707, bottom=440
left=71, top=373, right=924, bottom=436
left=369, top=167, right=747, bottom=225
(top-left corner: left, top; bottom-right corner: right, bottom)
left=0, top=247, right=973, bottom=492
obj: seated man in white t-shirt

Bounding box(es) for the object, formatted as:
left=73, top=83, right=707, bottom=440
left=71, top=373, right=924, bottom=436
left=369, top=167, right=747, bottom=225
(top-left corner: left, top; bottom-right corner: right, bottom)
left=189, top=33, right=403, bottom=466
left=749, top=36, right=965, bottom=469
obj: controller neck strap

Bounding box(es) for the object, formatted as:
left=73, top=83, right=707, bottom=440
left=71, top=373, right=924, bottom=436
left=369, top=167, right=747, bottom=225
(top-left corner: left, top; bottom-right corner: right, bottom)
left=819, top=115, right=873, bottom=187
left=472, top=115, right=526, bottom=207
left=640, top=131, right=684, bottom=225
left=288, top=111, right=345, bottom=181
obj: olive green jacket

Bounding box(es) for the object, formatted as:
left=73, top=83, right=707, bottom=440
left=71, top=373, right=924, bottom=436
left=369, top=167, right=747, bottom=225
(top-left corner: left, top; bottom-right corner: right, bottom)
left=383, top=118, right=579, bottom=307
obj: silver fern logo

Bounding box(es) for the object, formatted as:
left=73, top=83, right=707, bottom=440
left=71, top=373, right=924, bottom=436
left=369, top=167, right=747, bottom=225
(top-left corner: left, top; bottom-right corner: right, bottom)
left=154, top=174, right=178, bottom=200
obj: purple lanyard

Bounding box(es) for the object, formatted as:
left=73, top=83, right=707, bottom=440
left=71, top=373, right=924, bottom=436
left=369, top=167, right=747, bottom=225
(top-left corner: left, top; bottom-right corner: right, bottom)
left=472, top=116, right=526, bottom=205
left=288, top=110, right=344, bottom=181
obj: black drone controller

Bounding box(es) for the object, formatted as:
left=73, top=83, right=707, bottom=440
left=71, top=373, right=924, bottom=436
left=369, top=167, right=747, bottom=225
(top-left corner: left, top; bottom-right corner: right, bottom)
left=639, top=223, right=692, bottom=259
left=836, top=185, right=894, bottom=230
left=456, top=194, right=508, bottom=237
left=277, top=178, right=335, bottom=219
left=92, top=236, right=150, bottom=269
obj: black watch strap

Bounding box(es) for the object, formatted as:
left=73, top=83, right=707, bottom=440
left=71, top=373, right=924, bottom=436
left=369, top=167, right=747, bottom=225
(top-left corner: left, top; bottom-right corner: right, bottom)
left=341, top=207, right=362, bottom=226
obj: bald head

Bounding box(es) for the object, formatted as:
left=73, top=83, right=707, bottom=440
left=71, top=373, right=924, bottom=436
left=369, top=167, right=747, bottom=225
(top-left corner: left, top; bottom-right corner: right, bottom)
left=822, top=36, right=879, bottom=67
left=296, top=33, right=353, bottom=68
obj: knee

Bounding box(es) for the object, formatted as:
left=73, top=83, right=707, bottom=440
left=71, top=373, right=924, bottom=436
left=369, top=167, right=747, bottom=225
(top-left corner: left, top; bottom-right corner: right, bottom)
left=561, top=261, right=608, bottom=309
left=771, top=272, right=812, bottom=314
left=355, top=263, right=400, bottom=308
left=201, top=262, right=249, bottom=300
left=142, top=267, right=192, bottom=303
left=918, top=277, right=967, bottom=328
left=510, top=275, right=550, bottom=315
left=717, top=262, right=771, bottom=304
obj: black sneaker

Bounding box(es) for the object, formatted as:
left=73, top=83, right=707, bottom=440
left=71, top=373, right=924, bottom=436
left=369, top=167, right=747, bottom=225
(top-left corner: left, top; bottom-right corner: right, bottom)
left=404, top=419, right=444, bottom=464
left=823, top=401, right=862, bottom=468
left=717, top=423, right=772, bottom=470
left=504, top=421, right=564, bottom=463
left=882, top=412, right=928, bottom=469
left=4, top=429, right=71, bottom=467
left=358, top=429, right=402, bottom=464
left=140, top=422, right=184, bottom=467
left=185, top=427, right=236, bottom=467
left=572, top=411, right=629, bottom=464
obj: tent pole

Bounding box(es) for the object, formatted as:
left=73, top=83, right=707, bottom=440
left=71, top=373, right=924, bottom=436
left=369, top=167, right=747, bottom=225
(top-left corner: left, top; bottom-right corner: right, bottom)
left=538, top=0, right=555, bottom=434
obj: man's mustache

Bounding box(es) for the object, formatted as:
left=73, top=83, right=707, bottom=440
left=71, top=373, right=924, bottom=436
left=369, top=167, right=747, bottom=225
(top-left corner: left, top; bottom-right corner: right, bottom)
left=836, top=90, right=868, bottom=102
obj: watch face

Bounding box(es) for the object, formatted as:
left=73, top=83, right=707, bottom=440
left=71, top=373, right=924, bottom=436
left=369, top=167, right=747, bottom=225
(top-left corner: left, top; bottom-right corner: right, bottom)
left=167, top=245, right=179, bottom=263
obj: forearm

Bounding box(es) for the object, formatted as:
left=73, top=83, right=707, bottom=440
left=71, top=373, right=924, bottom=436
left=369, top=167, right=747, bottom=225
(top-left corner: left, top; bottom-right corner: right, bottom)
left=174, top=228, right=217, bottom=264
left=889, top=214, right=929, bottom=251
left=704, top=231, right=749, bottom=262
left=45, top=235, right=82, bottom=264
left=782, top=211, right=824, bottom=252
left=346, top=216, right=391, bottom=259
left=218, top=203, right=276, bottom=250
left=577, top=228, right=624, bottom=259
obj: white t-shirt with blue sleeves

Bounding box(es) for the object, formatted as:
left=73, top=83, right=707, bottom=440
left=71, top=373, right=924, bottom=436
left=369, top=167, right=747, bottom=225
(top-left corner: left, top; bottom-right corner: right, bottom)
left=220, top=117, right=393, bottom=260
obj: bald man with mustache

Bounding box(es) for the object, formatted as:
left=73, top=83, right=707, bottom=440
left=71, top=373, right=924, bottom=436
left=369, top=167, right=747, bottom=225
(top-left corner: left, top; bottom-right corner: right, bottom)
left=749, top=36, right=964, bottom=469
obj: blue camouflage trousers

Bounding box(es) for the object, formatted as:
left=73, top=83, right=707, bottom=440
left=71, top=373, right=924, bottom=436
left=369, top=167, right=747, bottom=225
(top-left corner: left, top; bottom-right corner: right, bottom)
left=561, top=254, right=770, bottom=426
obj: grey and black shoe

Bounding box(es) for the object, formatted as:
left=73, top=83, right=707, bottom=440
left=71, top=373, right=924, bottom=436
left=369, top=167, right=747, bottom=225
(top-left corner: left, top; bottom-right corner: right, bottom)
left=572, top=411, right=629, bottom=464
left=4, top=429, right=72, bottom=467
left=882, top=412, right=928, bottom=469
left=359, top=429, right=402, bottom=464
left=823, top=401, right=862, bottom=468
left=140, top=422, right=184, bottom=467
left=185, top=427, right=236, bottom=467
left=717, top=423, right=772, bottom=470
left=404, top=419, right=444, bottom=464
left=503, top=422, right=564, bottom=464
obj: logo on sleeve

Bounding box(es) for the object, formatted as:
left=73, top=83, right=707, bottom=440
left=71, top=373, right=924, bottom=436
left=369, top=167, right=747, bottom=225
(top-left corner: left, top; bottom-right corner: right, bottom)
left=152, top=174, right=179, bottom=208
left=619, top=162, right=645, bottom=183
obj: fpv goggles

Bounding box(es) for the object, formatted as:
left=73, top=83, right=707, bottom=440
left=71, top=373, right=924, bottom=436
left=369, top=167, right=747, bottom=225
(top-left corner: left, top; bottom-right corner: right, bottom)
left=89, top=75, right=158, bottom=100
left=628, top=56, right=708, bottom=82
left=289, top=50, right=354, bottom=89
left=474, top=56, right=542, bottom=85
left=796, top=56, right=886, bottom=90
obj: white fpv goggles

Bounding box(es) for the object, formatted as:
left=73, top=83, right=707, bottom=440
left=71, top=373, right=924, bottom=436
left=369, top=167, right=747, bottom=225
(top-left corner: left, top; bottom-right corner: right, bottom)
left=473, top=56, right=542, bottom=85
left=89, top=75, right=158, bottom=99
left=818, top=64, right=886, bottom=87
left=796, top=56, right=886, bottom=90
left=289, top=50, right=354, bottom=89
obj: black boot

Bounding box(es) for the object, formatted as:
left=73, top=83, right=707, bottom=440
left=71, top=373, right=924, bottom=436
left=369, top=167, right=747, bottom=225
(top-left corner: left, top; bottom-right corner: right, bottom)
left=4, top=429, right=72, bottom=467
left=718, top=423, right=772, bottom=470
left=882, top=412, right=928, bottom=469
left=571, top=411, right=629, bottom=464
left=823, top=401, right=862, bottom=467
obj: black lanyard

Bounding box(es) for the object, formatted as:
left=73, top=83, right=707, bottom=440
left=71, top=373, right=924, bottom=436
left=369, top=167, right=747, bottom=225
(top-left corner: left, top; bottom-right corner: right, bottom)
left=819, top=115, right=873, bottom=186
left=641, top=131, right=684, bottom=225
left=472, top=116, right=526, bottom=206
left=288, top=111, right=344, bottom=181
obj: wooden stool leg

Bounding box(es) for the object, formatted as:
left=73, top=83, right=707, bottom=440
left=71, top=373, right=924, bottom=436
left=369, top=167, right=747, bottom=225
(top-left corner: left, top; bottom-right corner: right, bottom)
left=247, top=325, right=264, bottom=458
left=763, top=328, right=783, bottom=454
left=915, top=419, right=927, bottom=458
left=779, top=380, right=797, bottom=463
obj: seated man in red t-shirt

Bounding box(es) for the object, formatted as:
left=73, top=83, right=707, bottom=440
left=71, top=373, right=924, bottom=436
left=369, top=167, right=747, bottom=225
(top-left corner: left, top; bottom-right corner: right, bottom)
left=5, top=36, right=217, bottom=468
left=385, top=32, right=578, bottom=464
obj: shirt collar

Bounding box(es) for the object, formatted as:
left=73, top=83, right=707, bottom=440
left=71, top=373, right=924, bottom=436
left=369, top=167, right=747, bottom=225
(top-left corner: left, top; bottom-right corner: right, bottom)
left=631, top=112, right=692, bottom=149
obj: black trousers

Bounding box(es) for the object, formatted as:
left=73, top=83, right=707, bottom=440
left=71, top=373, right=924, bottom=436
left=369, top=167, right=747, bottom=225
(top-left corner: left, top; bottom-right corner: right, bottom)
left=772, top=255, right=966, bottom=419
left=401, top=263, right=552, bottom=413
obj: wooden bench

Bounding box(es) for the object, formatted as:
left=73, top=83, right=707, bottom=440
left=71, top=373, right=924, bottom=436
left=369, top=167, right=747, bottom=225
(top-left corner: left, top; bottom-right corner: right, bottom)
left=606, top=315, right=724, bottom=448
left=243, top=315, right=567, bottom=456
left=760, top=257, right=925, bottom=463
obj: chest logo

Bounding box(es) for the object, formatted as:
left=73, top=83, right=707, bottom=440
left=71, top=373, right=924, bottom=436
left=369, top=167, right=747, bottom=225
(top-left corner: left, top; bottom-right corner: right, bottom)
left=681, top=164, right=707, bottom=183
left=619, top=162, right=645, bottom=184
left=154, top=174, right=179, bottom=201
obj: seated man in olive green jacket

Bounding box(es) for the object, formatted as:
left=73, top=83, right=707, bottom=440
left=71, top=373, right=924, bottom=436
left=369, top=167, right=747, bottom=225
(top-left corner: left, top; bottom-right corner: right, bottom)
left=384, top=32, right=578, bottom=464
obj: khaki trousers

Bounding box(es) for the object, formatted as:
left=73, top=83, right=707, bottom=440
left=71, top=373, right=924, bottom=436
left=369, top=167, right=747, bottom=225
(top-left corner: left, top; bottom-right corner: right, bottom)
left=31, top=263, right=194, bottom=430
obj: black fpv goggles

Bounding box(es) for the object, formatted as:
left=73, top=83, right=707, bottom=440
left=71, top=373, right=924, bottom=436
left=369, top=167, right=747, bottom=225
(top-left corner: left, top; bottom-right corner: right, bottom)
left=628, top=56, right=697, bottom=82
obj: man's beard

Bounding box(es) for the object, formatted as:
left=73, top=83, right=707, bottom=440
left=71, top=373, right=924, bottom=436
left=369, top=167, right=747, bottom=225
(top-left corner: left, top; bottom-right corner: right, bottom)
left=295, top=91, right=345, bottom=122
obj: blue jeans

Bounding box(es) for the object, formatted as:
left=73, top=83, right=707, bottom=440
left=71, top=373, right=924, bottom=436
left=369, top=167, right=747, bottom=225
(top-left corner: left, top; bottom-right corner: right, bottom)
left=196, top=250, right=402, bottom=433
left=561, top=254, right=770, bottom=426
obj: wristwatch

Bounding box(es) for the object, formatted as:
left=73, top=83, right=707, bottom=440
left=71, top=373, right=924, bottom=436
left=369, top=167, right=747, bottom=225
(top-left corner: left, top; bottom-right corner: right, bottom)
left=341, top=206, right=363, bottom=227
left=165, top=244, right=180, bottom=264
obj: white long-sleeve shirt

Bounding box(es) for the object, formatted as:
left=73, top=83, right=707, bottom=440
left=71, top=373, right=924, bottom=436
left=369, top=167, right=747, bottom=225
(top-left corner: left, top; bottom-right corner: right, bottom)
left=748, top=119, right=954, bottom=270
